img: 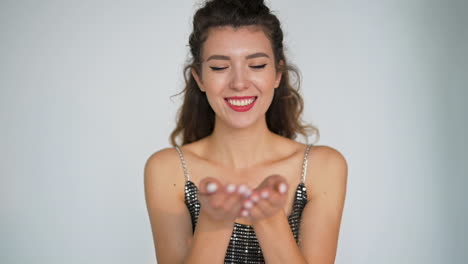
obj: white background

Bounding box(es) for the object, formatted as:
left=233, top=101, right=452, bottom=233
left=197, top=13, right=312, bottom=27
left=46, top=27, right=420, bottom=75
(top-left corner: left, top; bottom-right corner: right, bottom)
left=1, top=0, right=467, bottom=263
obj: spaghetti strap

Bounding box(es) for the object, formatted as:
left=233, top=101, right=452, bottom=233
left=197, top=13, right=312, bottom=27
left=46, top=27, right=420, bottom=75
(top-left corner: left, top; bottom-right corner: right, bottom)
left=174, top=146, right=190, bottom=182
left=301, top=144, right=313, bottom=183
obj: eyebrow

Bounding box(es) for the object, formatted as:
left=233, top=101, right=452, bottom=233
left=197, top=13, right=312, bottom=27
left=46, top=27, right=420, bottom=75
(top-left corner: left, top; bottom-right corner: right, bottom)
left=206, top=52, right=270, bottom=62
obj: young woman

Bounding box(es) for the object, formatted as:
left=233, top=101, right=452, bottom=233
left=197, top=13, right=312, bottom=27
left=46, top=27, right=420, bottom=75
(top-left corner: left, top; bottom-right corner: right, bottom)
left=144, top=0, right=347, bottom=263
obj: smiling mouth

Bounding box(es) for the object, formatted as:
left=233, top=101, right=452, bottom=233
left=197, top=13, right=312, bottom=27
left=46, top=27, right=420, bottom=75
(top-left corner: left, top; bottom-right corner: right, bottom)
left=224, top=96, right=258, bottom=112
left=224, top=96, right=257, bottom=106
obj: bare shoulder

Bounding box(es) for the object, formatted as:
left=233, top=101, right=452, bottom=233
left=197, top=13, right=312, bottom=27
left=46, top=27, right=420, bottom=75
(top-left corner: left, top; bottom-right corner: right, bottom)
left=144, top=147, right=187, bottom=203
left=309, top=145, right=347, bottom=169
left=144, top=147, right=193, bottom=262
left=306, top=145, right=348, bottom=199
left=145, top=147, right=185, bottom=177
left=145, top=147, right=180, bottom=167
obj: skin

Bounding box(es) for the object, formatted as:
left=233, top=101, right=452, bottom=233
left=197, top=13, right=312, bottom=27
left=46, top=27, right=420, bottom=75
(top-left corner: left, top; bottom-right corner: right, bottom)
left=144, top=26, right=348, bottom=264
left=192, top=26, right=287, bottom=224
left=194, top=26, right=282, bottom=130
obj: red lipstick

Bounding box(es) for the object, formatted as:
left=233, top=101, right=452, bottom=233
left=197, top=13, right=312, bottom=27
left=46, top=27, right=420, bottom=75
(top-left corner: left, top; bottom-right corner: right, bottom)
left=224, top=96, right=257, bottom=112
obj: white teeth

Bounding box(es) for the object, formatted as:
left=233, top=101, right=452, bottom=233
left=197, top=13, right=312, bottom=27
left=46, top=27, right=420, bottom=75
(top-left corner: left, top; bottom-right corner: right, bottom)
left=228, top=98, right=255, bottom=106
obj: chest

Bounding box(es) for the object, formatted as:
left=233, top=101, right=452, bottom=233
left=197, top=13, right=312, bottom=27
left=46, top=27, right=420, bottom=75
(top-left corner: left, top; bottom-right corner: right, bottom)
left=187, top=153, right=304, bottom=186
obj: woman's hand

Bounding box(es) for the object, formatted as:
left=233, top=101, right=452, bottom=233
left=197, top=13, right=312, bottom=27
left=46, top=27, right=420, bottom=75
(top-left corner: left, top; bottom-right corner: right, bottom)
left=239, top=174, right=289, bottom=223
left=198, top=177, right=252, bottom=223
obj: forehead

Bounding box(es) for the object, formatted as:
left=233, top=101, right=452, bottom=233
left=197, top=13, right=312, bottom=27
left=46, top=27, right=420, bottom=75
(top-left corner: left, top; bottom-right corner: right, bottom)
left=202, top=26, right=273, bottom=59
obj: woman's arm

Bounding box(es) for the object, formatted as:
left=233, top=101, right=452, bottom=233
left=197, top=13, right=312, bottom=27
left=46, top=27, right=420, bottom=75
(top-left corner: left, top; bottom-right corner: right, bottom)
left=144, top=149, right=193, bottom=263
left=183, top=210, right=234, bottom=263
left=253, top=146, right=348, bottom=264
left=144, top=149, right=246, bottom=264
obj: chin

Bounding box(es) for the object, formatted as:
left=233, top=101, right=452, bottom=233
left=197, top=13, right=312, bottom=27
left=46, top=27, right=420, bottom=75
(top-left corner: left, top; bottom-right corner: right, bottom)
left=223, top=116, right=263, bottom=130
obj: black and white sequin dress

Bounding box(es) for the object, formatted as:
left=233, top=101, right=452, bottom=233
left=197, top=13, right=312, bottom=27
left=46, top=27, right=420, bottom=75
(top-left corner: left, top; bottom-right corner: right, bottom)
left=175, top=144, right=313, bottom=264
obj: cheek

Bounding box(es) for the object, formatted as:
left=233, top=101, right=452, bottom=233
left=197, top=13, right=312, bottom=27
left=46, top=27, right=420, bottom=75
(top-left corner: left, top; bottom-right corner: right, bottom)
left=252, top=71, right=278, bottom=91
left=203, top=80, right=226, bottom=109
left=202, top=74, right=227, bottom=92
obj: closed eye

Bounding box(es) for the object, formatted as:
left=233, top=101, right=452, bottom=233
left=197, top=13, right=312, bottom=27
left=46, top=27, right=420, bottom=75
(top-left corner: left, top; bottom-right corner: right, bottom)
left=250, top=64, right=267, bottom=69
left=209, top=66, right=228, bottom=71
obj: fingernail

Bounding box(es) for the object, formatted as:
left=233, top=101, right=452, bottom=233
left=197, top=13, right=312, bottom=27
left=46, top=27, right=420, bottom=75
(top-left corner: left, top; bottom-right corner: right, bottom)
left=243, top=188, right=252, bottom=198
left=226, top=184, right=236, bottom=193
left=260, top=190, right=269, bottom=199
left=241, top=210, right=249, bottom=217
left=238, top=184, right=247, bottom=194
left=278, top=183, right=287, bottom=194
left=244, top=200, right=253, bottom=209
left=251, top=195, right=259, bottom=203
left=206, top=182, right=218, bottom=193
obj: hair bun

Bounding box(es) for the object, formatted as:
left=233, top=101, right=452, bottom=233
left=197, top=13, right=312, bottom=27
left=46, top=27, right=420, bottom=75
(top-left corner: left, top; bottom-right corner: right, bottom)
left=245, top=0, right=266, bottom=8
left=211, top=0, right=269, bottom=14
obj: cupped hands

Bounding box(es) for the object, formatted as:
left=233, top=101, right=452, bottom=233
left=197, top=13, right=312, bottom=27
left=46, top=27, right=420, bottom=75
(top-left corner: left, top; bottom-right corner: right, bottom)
left=198, top=175, right=289, bottom=224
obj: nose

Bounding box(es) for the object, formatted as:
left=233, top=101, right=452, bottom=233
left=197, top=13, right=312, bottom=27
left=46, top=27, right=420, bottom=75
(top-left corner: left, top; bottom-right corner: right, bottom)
left=229, top=66, right=249, bottom=91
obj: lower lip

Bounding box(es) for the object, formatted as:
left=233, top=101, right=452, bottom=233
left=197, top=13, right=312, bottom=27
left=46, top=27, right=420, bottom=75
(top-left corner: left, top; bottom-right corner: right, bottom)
left=225, top=98, right=257, bottom=112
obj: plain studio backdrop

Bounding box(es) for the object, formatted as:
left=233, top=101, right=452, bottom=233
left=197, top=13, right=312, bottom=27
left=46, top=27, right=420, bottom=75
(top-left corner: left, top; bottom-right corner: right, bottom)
left=1, top=0, right=467, bottom=263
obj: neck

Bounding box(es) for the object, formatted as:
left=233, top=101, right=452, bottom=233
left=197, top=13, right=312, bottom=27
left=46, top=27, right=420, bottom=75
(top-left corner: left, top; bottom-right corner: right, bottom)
left=205, top=116, right=278, bottom=169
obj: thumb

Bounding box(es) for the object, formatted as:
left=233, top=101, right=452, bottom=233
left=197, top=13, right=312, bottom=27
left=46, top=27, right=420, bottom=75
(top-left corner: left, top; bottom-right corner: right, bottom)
left=199, top=177, right=222, bottom=195
left=266, top=175, right=288, bottom=195
left=274, top=180, right=288, bottom=195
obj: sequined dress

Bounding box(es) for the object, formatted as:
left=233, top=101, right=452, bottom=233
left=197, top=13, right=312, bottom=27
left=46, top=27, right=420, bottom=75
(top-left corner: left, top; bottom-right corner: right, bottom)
left=175, top=144, right=313, bottom=264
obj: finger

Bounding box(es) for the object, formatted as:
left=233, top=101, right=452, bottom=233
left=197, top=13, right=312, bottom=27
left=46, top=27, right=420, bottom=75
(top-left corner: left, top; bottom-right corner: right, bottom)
left=243, top=199, right=254, bottom=211
left=256, top=174, right=285, bottom=190
left=237, top=184, right=253, bottom=198
left=225, top=183, right=237, bottom=194
left=248, top=202, right=265, bottom=219
left=237, top=191, right=259, bottom=219
left=239, top=209, right=250, bottom=218
left=238, top=190, right=256, bottom=219
left=262, top=175, right=289, bottom=195
left=250, top=197, right=275, bottom=218
left=198, top=178, right=230, bottom=210
left=249, top=192, right=260, bottom=204
left=259, top=188, right=271, bottom=200
left=199, top=177, right=223, bottom=195
left=198, top=190, right=227, bottom=210
left=240, top=199, right=258, bottom=219
left=258, top=186, right=284, bottom=207
left=222, top=185, right=244, bottom=214
left=274, top=181, right=288, bottom=195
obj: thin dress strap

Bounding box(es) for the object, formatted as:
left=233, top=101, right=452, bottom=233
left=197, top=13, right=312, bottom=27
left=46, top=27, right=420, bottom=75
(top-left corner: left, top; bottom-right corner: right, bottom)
left=174, top=146, right=190, bottom=181
left=301, top=144, right=313, bottom=183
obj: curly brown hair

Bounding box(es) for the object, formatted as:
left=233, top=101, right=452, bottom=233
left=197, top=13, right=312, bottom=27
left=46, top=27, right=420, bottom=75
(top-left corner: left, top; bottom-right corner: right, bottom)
left=170, top=0, right=319, bottom=146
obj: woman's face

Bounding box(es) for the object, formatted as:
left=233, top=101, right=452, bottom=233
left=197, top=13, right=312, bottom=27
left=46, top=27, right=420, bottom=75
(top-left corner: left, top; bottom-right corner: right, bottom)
left=192, top=26, right=282, bottom=129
